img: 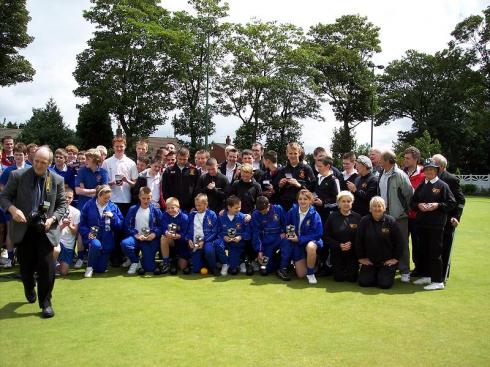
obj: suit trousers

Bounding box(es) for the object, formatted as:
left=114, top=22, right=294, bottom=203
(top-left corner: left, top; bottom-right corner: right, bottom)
left=17, top=225, right=55, bottom=308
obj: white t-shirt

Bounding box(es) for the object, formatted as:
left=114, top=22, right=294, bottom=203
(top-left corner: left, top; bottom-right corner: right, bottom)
left=225, top=166, right=235, bottom=183
left=193, top=212, right=205, bottom=242
left=59, top=205, right=81, bottom=250
left=140, top=169, right=161, bottom=205
left=298, top=208, right=308, bottom=236
left=102, top=154, right=138, bottom=203
left=135, top=207, right=150, bottom=234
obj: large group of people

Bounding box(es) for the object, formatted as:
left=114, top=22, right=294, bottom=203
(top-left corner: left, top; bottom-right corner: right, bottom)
left=0, top=134, right=465, bottom=318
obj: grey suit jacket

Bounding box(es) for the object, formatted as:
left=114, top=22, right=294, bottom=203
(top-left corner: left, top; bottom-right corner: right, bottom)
left=0, top=167, right=67, bottom=246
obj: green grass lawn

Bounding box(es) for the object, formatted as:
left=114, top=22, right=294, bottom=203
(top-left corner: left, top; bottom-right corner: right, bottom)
left=1, top=197, right=489, bottom=367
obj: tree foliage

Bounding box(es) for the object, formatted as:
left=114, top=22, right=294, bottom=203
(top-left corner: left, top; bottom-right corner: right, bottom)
left=0, top=0, right=35, bottom=86
left=378, top=48, right=487, bottom=173
left=76, top=100, right=114, bottom=149
left=308, top=15, right=381, bottom=152
left=170, top=0, right=229, bottom=154
left=73, top=0, right=177, bottom=149
left=214, top=20, right=323, bottom=151
left=18, top=98, right=77, bottom=149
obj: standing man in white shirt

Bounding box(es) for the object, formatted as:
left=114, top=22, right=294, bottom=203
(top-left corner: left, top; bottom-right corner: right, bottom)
left=102, top=136, right=138, bottom=266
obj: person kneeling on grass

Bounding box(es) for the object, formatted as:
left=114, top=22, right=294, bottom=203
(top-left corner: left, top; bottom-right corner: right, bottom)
left=121, top=187, right=163, bottom=275
left=251, top=196, right=291, bottom=281
left=159, top=197, right=190, bottom=275
left=355, top=196, right=404, bottom=289
left=55, top=188, right=80, bottom=276
left=286, top=189, right=323, bottom=285
left=215, top=196, right=251, bottom=276
left=79, top=185, right=123, bottom=278
left=324, top=190, right=361, bottom=283
left=184, top=194, right=218, bottom=274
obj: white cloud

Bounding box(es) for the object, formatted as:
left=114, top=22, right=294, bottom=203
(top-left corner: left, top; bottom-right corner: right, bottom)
left=0, top=0, right=486, bottom=153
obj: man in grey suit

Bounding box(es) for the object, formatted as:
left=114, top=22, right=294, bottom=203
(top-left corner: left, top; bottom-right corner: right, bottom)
left=0, top=146, right=67, bottom=318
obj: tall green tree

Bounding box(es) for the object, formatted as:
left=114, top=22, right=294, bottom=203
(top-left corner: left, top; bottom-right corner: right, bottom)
left=73, top=0, right=177, bottom=149
left=377, top=48, right=485, bottom=172
left=215, top=20, right=322, bottom=150
left=0, top=0, right=35, bottom=86
left=76, top=100, right=114, bottom=149
left=308, top=15, right=381, bottom=152
left=169, top=0, right=229, bottom=154
left=18, top=98, right=77, bottom=149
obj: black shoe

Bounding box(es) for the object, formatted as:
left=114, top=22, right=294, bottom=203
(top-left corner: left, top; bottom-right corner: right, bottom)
left=277, top=268, right=291, bottom=281
left=182, top=267, right=191, bottom=275
left=170, top=265, right=178, bottom=275
left=24, top=288, right=36, bottom=304
left=246, top=264, right=254, bottom=276
left=137, top=268, right=146, bottom=275
left=259, top=268, right=268, bottom=276
left=316, top=266, right=332, bottom=277
left=41, top=306, right=55, bottom=318
left=230, top=268, right=238, bottom=275
left=153, top=267, right=161, bottom=275
left=161, top=263, right=169, bottom=274
left=410, top=269, right=422, bottom=277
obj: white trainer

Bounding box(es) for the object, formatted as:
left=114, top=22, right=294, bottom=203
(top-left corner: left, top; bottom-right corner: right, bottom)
left=239, top=262, right=246, bottom=273
left=74, top=259, right=84, bottom=269
left=424, top=282, right=445, bottom=291
left=0, top=258, right=12, bottom=268
left=84, top=267, right=94, bottom=278
left=400, top=273, right=410, bottom=283
left=127, top=262, right=141, bottom=275
left=306, top=274, right=317, bottom=284
left=221, top=264, right=229, bottom=276
left=413, top=277, right=431, bottom=285
left=122, top=258, right=132, bottom=268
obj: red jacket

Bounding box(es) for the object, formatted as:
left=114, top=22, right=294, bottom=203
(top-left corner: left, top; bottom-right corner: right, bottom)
left=406, top=165, right=425, bottom=219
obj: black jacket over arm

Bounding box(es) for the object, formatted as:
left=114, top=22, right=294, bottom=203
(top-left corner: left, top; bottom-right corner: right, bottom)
left=439, top=170, right=465, bottom=222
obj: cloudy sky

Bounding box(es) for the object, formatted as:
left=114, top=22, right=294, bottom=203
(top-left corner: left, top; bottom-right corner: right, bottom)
left=0, top=0, right=487, bottom=153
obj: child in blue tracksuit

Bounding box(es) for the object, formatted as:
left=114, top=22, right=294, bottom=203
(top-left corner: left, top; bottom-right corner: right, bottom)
left=79, top=185, right=123, bottom=277
left=184, top=194, right=218, bottom=274
left=286, top=189, right=323, bottom=284
left=121, top=187, right=163, bottom=275
left=159, top=197, right=189, bottom=274
left=215, top=196, right=251, bottom=276
left=251, top=196, right=291, bottom=281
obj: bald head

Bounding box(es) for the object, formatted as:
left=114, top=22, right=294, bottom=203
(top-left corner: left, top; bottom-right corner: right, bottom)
left=33, top=146, right=53, bottom=176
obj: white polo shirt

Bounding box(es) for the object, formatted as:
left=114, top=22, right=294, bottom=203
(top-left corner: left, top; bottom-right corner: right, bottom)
left=102, top=154, right=138, bottom=203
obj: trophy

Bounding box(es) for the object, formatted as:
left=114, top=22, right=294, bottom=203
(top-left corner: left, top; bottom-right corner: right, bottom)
left=168, top=223, right=177, bottom=236
left=141, top=227, right=151, bottom=238
left=193, top=235, right=203, bottom=252
left=115, top=174, right=123, bottom=186
left=227, top=228, right=237, bottom=239
left=260, top=256, right=269, bottom=275
left=286, top=225, right=296, bottom=239
left=89, top=226, right=99, bottom=239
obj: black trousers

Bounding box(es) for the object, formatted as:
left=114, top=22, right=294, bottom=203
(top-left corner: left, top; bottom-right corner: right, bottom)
left=358, top=264, right=396, bottom=289
left=16, top=226, right=55, bottom=308
left=442, top=223, right=456, bottom=280
left=418, top=226, right=444, bottom=283
left=331, top=248, right=358, bottom=282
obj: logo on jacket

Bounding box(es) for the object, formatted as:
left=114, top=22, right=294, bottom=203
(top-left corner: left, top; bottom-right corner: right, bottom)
left=349, top=223, right=358, bottom=229
left=361, top=183, right=367, bottom=188
left=273, top=214, right=279, bottom=222
left=381, top=227, right=390, bottom=234
left=207, top=217, right=212, bottom=226
left=306, top=219, right=311, bottom=226
left=299, top=170, right=305, bottom=179
left=189, top=168, right=196, bottom=176
left=236, top=223, right=241, bottom=230
left=432, top=188, right=441, bottom=194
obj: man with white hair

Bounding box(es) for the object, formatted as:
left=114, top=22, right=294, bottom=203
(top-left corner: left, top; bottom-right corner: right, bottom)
left=432, top=154, right=465, bottom=281
left=0, top=146, right=67, bottom=318
left=378, top=150, right=414, bottom=283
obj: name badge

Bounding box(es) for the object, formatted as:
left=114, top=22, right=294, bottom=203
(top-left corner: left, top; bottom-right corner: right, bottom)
left=42, top=201, right=50, bottom=210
